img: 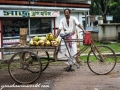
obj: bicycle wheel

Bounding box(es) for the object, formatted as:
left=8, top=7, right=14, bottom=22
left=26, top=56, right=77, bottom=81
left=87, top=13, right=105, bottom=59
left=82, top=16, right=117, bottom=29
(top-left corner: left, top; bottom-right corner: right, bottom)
left=8, top=51, right=42, bottom=84
left=40, top=51, right=50, bottom=72
left=87, top=45, right=117, bottom=75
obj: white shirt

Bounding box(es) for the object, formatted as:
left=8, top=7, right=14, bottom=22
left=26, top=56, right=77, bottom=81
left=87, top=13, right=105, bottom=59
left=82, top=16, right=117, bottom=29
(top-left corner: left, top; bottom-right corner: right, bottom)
left=59, top=16, right=79, bottom=34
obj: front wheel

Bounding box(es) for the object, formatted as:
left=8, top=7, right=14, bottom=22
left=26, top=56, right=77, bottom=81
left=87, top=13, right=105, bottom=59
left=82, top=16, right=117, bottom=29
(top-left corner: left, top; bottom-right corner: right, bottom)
left=8, top=51, right=42, bottom=84
left=87, top=45, right=117, bottom=75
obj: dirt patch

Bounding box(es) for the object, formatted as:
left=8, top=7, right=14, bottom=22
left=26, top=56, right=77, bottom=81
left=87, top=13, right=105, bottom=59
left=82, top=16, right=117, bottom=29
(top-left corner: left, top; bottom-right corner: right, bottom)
left=0, top=62, right=120, bottom=90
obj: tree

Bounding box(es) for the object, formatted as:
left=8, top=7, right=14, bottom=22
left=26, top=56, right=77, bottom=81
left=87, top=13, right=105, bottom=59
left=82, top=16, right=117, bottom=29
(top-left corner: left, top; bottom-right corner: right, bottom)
left=109, top=1, right=120, bottom=17
left=90, top=0, right=120, bottom=23
left=90, top=0, right=110, bottom=22
left=108, top=0, right=120, bottom=23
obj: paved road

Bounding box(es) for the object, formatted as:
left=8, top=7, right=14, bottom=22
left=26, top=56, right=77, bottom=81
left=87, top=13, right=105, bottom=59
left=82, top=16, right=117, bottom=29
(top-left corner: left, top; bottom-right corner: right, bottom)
left=0, top=62, right=120, bottom=90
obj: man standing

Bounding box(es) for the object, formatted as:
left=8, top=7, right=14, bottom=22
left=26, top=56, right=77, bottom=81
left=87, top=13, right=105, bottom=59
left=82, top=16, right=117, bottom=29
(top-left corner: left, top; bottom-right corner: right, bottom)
left=55, top=8, right=87, bottom=71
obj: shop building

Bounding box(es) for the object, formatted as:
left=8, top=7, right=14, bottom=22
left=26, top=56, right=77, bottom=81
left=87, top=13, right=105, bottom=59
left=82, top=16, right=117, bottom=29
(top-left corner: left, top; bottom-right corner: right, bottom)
left=0, top=0, right=91, bottom=48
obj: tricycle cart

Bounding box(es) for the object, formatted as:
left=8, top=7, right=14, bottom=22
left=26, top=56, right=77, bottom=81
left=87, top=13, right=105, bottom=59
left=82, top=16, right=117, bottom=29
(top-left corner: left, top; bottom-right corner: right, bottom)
left=0, top=33, right=117, bottom=84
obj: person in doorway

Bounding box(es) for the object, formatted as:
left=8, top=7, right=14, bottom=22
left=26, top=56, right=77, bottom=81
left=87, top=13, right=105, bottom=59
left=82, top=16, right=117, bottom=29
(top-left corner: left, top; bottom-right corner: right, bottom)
left=11, top=30, right=18, bottom=36
left=55, top=8, right=88, bottom=72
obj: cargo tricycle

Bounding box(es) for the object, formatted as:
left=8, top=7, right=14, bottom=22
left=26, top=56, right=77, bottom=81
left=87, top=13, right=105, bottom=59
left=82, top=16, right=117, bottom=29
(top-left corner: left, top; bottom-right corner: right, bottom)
left=0, top=32, right=117, bottom=84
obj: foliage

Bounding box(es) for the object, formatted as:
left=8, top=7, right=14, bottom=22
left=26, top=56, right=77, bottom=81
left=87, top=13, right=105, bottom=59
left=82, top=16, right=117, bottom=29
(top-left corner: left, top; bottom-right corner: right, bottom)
left=90, top=0, right=109, bottom=16
left=109, top=1, right=120, bottom=17
left=90, top=0, right=120, bottom=23
left=90, top=0, right=110, bottom=22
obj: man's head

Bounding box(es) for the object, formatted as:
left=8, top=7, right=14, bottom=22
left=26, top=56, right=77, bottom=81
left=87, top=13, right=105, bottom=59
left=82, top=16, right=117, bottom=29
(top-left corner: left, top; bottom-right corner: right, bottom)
left=11, top=30, right=16, bottom=36
left=64, top=8, right=71, bottom=19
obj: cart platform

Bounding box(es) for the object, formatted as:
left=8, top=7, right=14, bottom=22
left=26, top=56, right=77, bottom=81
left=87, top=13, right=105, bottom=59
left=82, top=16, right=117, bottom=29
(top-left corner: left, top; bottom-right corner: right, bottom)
left=0, top=45, right=59, bottom=61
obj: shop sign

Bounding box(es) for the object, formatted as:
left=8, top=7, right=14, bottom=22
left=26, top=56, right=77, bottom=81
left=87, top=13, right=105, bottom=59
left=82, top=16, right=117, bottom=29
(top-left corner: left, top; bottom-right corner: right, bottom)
left=0, top=10, right=60, bottom=17
left=30, top=11, right=60, bottom=17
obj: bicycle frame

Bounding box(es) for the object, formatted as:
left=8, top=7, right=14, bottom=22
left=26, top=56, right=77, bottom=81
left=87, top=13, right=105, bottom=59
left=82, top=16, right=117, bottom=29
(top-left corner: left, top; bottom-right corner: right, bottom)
left=56, top=33, right=104, bottom=62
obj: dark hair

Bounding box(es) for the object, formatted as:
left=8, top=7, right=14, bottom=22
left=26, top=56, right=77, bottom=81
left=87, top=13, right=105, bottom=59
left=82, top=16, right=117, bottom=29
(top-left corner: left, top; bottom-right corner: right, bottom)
left=12, top=30, right=16, bottom=33
left=64, top=8, right=71, bottom=13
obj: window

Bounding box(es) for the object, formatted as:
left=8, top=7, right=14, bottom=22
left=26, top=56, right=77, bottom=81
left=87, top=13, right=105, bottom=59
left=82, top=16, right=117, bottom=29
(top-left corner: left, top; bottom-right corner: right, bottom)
left=3, top=18, right=28, bottom=37
left=30, top=18, right=52, bottom=35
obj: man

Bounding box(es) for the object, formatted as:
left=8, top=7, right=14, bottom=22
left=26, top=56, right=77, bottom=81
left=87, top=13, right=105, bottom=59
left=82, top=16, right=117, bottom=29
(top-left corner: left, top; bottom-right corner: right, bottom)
left=11, top=30, right=19, bottom=36
left=55, top=8, right=87, bottom=71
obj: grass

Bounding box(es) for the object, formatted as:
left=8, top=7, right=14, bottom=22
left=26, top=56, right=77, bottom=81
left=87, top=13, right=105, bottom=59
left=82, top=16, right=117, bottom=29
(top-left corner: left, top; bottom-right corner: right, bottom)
left=96, top=42, right=120, bottom=52
left=79, top=41, right=120, bottom=62
left=80, top=41, right=120, bottom=52
left=0, top=62, right=8, bottom=70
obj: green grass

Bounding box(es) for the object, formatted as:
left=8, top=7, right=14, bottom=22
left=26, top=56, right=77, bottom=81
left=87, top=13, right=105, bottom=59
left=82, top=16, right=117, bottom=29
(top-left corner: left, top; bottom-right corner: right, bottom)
left=116, top=56, right=120, bottom=62
left=79, top=42, right=120, bottom=62
left=0, top=62, right=8, bottom=70
left=80, top=42, right=120, bottom=52
left=80, top=55, right=87, bottom=62
left=102, top=43, right=120, bottom=52
left=94, top=42, right=120, bottom=52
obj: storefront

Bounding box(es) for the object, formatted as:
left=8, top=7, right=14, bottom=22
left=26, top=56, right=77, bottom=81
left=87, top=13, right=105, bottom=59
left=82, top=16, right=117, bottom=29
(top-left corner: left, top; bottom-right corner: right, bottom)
left=0, top=10, right=60, bottom=47
left=0, top=1, right=91, bottom=59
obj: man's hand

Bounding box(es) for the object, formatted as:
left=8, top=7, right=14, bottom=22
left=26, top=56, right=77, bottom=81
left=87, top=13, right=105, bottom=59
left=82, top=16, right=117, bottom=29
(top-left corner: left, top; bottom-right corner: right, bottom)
left=54, top=34, right=57, bottom=38
left=55, top=29, right=61, bottom=38
left=83, top=30, right=89, bottom=33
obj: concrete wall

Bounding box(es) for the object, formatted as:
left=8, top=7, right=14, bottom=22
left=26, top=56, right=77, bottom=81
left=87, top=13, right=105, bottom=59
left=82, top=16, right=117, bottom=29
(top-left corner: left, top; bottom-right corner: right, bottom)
left=98, top=23, right=120, bottom=41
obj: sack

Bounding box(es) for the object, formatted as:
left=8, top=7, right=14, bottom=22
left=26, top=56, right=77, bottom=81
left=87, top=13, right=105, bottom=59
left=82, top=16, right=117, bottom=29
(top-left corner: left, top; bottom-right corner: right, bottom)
left=84, top=32, right=92, bottom=45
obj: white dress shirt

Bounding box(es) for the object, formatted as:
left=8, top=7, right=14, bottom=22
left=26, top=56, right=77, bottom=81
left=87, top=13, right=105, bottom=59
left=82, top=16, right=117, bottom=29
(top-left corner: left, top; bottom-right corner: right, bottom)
left=59, top=16, right=79, bottom=34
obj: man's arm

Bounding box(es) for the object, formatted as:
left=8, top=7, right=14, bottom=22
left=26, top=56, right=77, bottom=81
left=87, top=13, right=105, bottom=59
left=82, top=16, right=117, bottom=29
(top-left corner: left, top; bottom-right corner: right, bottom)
left=78, top=24, right=86, bottom=33
left=55, top=29, right=61, bottom=38
left=73, top=17, right=87, bottom=33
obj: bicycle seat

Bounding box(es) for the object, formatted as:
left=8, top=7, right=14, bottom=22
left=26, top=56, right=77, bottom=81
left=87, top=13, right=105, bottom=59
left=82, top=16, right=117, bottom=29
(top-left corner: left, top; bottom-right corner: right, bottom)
left=60, top=33, right=70, bottom=38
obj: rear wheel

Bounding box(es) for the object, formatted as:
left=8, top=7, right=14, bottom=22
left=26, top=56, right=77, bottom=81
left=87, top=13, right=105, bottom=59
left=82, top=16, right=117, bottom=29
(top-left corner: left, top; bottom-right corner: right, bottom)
left=87, top=45, right=117, bottom=75
left=8, top=51, right=42, bottom=84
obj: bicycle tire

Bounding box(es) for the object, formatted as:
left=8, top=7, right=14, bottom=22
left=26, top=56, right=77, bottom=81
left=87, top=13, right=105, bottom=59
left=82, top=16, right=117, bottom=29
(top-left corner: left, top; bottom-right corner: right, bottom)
left=29, top=51, right=49, bottom=72
left=87, top=45, right=117, bottom=75
left=40, top=51, right=50, bottom=72
left=8, top=51, right=42, bottom=84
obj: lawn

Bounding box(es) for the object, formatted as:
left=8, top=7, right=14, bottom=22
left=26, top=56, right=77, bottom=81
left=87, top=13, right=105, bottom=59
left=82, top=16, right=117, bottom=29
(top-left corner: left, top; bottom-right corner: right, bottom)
left=97, top=42, right=120, bottom=52
left=79, top=42, right=120, bottom=62
left=79, top=41, right=120, bottom=52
